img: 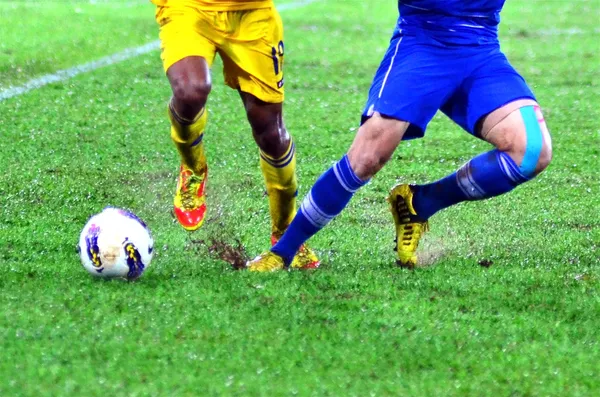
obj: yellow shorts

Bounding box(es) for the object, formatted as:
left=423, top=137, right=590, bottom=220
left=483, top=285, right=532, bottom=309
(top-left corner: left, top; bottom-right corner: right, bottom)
left=155, top=3, right=285, bottom=103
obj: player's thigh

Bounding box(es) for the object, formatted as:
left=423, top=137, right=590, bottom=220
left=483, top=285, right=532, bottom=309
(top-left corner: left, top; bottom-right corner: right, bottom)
left=219, top=7, right=284, bottom=104
left=362, top=32, right=463, bottom=140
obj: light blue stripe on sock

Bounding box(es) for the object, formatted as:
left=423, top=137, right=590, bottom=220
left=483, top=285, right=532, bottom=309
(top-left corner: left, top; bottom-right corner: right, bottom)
left=520, top=106, right=543, bottom=177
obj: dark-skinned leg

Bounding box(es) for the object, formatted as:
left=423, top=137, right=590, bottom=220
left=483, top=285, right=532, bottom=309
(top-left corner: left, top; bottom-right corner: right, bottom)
left=167, top=56, right=211, bottom=174
left=167, top=56, right=212, bottom=230
left=240, top=91, right=296, bottom=236
left=239, top=91, right=289, bottom=157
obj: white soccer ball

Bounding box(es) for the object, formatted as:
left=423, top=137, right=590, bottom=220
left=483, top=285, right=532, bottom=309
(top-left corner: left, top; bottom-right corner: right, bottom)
left=78, top=207, right=154, bottom=280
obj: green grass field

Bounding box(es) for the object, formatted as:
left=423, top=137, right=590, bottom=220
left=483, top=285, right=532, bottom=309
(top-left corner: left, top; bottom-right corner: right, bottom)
left=1, top=0, right=599, bottom=395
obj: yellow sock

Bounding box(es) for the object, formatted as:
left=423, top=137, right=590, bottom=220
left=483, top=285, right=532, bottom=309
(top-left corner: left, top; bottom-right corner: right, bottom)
left=260, top=141, right=298, bottom=235
left=168, top=101, right=207, bottom=174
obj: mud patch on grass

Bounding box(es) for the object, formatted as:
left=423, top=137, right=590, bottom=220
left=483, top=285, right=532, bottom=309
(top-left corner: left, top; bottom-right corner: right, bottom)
left=186, top=238, right=248, bottom=269
left=207, top=238, right=248, bottom=270
left=185, top=237, right=248, bottom=269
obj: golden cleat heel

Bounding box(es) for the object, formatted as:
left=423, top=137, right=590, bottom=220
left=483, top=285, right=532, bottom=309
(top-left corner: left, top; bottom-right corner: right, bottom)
left=388, top=183, right=428, bottom=269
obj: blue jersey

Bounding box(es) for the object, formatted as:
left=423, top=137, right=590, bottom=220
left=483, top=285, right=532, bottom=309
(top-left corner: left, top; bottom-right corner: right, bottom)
left=398, top=0, right=506, bottom=45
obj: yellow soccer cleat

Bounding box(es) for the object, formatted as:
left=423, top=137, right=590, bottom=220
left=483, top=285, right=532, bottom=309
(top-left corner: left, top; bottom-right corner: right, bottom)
left=173, top=165, right=207, bottom=231
left=388, top=184, right=429, bottom=269
left=271, top=234, right=320, bottom=269
left=246, top=251, right=286, bottom=272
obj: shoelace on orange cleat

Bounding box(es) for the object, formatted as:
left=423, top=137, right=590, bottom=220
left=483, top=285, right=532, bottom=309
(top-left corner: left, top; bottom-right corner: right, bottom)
left=180, top=173, right=204, bottom=210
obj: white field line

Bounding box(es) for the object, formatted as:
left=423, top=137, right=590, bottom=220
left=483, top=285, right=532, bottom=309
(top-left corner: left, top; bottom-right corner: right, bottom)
left=0, top=0, right=320, bottom=102
left=0, top=42, right=160, bottom=101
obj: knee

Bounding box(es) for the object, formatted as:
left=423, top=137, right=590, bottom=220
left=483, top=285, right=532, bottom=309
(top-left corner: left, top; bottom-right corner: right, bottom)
left=350, top=151, right=385, bottom=180
left=171, top=78, right=211, bottom=113
left=501, top=135, right=552, bottom=176
left=348, top=121, right=396, bottom=179
left=487, top=105, right=553, bottom=177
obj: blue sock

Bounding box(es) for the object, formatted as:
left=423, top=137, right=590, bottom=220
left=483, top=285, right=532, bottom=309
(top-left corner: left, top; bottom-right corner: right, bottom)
left=271, top=155, right=368, bottom=265
left=413, top=149, right=530, bottom=219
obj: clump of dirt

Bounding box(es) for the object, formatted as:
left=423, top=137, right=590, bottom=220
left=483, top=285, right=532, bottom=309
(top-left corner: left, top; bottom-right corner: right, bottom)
left=396, top=259, right=416, bottom=270
left=207, top=238, right=248, bottom=270
left=478, top=259, right=493, bottom=268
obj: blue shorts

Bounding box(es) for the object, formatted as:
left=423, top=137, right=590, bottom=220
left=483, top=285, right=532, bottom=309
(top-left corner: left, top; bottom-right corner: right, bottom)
left=362, top=29, right=536, bottom=139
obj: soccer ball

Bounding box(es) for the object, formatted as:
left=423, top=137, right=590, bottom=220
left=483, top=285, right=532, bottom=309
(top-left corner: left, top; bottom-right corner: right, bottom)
left=78, top=207, right=154, bottom=280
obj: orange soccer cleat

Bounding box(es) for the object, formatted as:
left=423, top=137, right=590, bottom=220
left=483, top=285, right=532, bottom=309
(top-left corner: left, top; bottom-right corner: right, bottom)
left=173, top=165, right=207, bottom=231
